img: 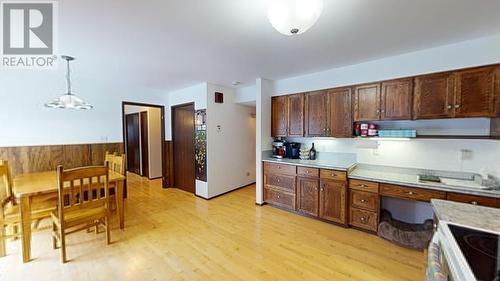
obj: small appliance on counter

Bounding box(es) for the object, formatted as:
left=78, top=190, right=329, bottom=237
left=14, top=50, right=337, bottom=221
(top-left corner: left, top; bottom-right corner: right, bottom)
left=272, top=139, right=287, bottom=159
left=285, top=142, right=301, bottom=159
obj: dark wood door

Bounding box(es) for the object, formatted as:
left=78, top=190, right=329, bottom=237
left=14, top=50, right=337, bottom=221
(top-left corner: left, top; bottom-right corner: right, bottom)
left=305, top=91, right=329, bottom=137
left=413, top=73, right=455, bottom=119
left=287, top=94, right=304, bottom=137
left=140, top=111, right=149, bottom=178
left=454, top=66, right=496, bottom=118
left=319, top=180, right=347, bottom=224
left=125, top=113, right=141, bottom=175
left=328, top=88, right=352, bottom=137
left=381, top=79, right=413, bottom=120
left=271, top=96, right=288, bottom=137
left=353, top=83, right=381, bottom=121
left=172, top=104, right=196, bottom=193
left=297, top=177, right=319, bottom=216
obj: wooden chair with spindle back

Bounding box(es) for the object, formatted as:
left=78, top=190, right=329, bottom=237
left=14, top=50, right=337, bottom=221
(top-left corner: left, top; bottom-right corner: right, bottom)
left=51, top=164, right=111, bottom=263
left=104, top=152, right=126, bottom=210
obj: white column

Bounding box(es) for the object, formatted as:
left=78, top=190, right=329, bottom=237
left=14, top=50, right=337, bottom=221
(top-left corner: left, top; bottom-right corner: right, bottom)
left=255, top=78, right=273, bottom=204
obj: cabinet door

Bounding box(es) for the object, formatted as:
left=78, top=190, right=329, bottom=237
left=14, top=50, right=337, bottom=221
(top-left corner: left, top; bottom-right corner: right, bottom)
left=319, top=179, right=346, bottom=224
left=328, top=88, right=352, bottom=137
left=305, top=91, right=329, bottom=137
left=353, top=83, right=381, bottom=121
left=297, top=177, right=319, bottom=216
left=414, top=73, right=455, bottom=119
left=271, top=96, right=288, bottom=137
left=454, top=66, right=496, bottom=118
left=287, top=94, right=304, bottom=137
left=381, top=79, right=413, bottom=120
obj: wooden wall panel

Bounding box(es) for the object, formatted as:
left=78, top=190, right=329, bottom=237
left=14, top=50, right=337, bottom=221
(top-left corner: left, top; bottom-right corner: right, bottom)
left=0, top=142, right=123, bottom=176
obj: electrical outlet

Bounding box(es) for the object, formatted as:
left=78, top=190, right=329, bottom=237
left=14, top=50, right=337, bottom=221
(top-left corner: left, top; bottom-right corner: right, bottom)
left=459, top=149, right=473, bottom=161
left=246, top=172, right=250, bottom=177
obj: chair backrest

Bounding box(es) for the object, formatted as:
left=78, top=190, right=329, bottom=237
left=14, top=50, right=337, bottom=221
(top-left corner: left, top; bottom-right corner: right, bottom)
left=56, top=165, right=109, bottom=222
left=0, top=160, right=13, bottom=208
left=104, top=152, right=126, bottom=175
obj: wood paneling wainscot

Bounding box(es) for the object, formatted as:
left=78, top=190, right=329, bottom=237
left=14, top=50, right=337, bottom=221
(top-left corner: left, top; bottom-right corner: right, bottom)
left=0, top=143, right=123, bottom=176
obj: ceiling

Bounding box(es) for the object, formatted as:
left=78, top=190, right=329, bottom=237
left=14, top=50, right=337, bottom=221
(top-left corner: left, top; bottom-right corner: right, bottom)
left=54, top=0, right=500, bottom=91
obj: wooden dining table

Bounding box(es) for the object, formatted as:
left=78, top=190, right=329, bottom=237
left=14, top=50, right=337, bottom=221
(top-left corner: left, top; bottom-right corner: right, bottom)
left=12, top=170, right=126, bottom=263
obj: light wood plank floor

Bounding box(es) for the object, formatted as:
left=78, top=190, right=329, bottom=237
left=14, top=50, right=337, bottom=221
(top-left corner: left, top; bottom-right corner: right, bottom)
left=0, top=174, right=424, bottom=281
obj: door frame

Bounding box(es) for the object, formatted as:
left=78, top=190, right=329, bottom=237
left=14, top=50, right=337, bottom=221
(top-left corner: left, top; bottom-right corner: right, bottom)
left=122, top=101, right=166, bottom=187
left=171, top=102, right=196, bottom=193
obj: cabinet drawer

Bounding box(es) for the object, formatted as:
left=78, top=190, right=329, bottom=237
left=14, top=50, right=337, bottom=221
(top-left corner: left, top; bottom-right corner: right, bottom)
left=320, top=169, right=347, bottom=181
left=380, top=184, right=446, bottom=202
left=447, top=193, right=500, bottom=208
left=264, top=187, right=295, bottom=210
left=297, top=166, right=319, bottom=178
left=265, top=174, right=296, bottom=192
left=263, top=162, right=296, bottom=176
left=349, top=208, right=378, bottom=232
left=350, top=190, right=379, bottom=212
left=349, top=179, right=379, bottom=193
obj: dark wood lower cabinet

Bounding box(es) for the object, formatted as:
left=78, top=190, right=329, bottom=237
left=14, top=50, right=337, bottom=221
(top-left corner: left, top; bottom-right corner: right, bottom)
left=297, top=177, right=319, bottom=216
left=319, top=179, right=347, bottom=224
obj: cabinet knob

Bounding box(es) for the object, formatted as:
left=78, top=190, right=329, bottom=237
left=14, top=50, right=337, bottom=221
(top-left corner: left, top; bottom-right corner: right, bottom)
left=360, top=184, right=367, bottom=188
left=360, top=217, right=367, bottom=223
left=455, top=104, right=461, bottom=109
left=361, top=199, right=366, bottom=203
left=320, top=187, right=324, bottom=191
left=278, top=166, right=281, bottom=169
left=381, top=110, right=385, bottom=113
left=408, top=191, right=414, bottom=195
left=277, top=195, right=280, bottom=199
left=471, top=201, right=478, bottom=205
left=331, top=173, right=336, bottom=177
left=306, top=170, right=310, bottom=174
left=376, top=109, right=380, bottom=113
left=277, top=179, right=280, bottom=183
left=447, top=105, right=452, bottom=109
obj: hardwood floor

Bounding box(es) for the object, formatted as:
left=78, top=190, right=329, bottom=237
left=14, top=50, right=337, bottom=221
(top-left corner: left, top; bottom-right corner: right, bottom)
left=0, top=173, right=424, bottom=281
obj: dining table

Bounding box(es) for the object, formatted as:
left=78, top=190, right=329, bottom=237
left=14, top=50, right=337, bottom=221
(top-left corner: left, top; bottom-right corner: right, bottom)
left=12, top=170, right=126, bottom=263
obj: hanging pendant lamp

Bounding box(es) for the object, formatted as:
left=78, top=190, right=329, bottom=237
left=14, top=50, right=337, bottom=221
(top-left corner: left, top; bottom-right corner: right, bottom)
left=45, top=55, right=93, bottom=110
left=267, top=0, right=324, bottom=36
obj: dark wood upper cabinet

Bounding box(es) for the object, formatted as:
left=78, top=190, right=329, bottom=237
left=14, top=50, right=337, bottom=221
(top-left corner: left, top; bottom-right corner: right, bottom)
left=305, top=91, right=329, bottom=137
left=414, top=72, right=455, bottom=119
left=271, top=96, right=288, bottom=137
left=297, top=177, right=319, bottom=216
left=353, top=83, right=381, bottom=121
left=454, top=66, right=496, bottom=118
left=287, top=94, right=305, bottom=137
left=328, top=88, right=352, bottom=137
left=319, top=179, right=346, bottom=224
left=381, top=79, right=413, bottom=120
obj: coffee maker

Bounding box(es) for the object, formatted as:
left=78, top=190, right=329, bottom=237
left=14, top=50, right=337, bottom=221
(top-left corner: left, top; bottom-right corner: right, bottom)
left=272, top=140, right=287, bottom=159
left=285, top=142, right=301, bottom=159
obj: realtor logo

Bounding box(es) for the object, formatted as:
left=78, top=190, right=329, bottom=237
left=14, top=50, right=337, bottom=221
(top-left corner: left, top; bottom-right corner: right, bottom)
left=1, top=1, right=58, bottom=69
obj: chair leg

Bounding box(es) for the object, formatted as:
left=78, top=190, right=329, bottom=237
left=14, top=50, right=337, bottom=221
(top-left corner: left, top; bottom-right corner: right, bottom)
left=51, top=222, right=57, bottom=249
left=59, top=229, right=67, bottom=263
left=94, top=224, right=99, bottom=234
left=105, top=216, right=110, bottom=245
left=0, top=225, right=6, bottom=257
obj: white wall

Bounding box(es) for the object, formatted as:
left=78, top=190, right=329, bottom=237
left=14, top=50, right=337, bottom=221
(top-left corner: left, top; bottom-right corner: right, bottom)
left=206, top=83, right=256, bottom=198
left=0, top=70, right=164, bottom=147
left=255, top=78, right=273, bottom=204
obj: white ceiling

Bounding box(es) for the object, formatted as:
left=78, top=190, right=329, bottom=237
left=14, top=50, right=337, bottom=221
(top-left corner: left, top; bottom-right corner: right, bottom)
left=58, top=0, right=500, bottom=91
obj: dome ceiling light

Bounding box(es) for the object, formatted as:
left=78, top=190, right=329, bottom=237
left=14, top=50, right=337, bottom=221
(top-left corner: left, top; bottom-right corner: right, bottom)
left=267, top=0, right=324, bottom=36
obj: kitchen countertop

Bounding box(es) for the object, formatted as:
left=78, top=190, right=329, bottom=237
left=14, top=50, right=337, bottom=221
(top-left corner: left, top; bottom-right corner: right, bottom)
left=432, top=199, right=500, bottom=233
left=262, top=154, right=357, bottom=171
left=349, top=164, right=500, bottom=198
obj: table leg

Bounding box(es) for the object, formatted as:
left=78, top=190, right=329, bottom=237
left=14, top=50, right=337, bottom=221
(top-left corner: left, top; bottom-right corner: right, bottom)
left=116, top=180, right=124, bottom=229
left=20, top=196, right=32, bottom=263
left=0, top=211, right=5, bottom=257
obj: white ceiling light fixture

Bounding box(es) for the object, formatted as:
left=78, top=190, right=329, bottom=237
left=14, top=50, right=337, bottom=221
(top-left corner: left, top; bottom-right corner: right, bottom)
left=267, top=0, right=324, bottom=36
left=45, top=55, right=93, bottom=110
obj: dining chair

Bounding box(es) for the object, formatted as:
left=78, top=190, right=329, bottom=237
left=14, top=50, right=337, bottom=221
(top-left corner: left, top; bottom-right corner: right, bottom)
left=51, top=164, right=111, bottom=263
left=0, top=160, right=55, bottom=257
left=104, top=152, right=126, bottom=209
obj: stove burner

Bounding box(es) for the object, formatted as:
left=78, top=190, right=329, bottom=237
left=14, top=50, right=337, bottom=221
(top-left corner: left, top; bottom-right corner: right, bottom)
left=464, top=233, right=498, bottom=259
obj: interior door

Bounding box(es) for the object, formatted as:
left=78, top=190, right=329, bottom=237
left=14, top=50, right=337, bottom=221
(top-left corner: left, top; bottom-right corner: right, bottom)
left=353, top=83, right=381, bottom=121
left=305, top=91, right=329, bottom=137
left=380, top=79, right=413, bottom=120
left=328, top=88, right=352, bottom=137
left=140, top=111, right=149, bottom=178
left=287, top=93, right=304, bottom=137
left=271, top=96, right=288, bottom=137
left=126, top=113, right=141, bottom=175
left=172, top=104, right=196, bottom=193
